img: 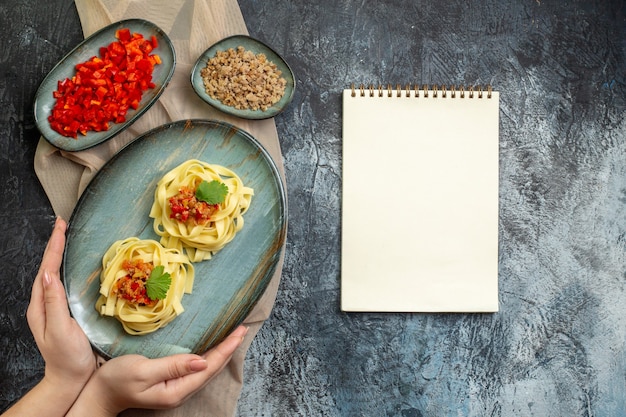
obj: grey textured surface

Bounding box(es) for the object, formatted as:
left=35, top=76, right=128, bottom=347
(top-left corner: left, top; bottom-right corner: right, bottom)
left=1, top=0, right=626, bottom=416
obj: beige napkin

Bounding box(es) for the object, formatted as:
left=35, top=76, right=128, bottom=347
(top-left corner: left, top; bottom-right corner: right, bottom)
left=33, top=0, right=286, bottom=415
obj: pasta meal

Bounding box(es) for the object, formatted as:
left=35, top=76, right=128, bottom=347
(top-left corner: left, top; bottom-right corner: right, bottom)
left=149, top=159, right=254, bottom=262
left=95, top=237, right=194, bottom=335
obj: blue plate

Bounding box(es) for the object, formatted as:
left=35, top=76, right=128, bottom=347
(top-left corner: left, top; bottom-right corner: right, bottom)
left=191, top=34, right=295, bottom=119
left=63, top=119, right=287, bottom=359
left=34, top=19, right=176, bottom=152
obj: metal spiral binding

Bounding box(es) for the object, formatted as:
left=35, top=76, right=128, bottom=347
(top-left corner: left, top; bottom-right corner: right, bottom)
left=350, top=83, right=493, bottom=98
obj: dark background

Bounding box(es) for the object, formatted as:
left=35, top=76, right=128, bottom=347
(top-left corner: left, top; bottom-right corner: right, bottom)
left=2, top=1, right=626, bottom=416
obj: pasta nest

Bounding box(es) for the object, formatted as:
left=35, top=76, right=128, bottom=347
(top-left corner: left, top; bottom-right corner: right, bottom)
left=149, top=159, right=254, bottom=262
left=96, top=237, right=194, bottom=335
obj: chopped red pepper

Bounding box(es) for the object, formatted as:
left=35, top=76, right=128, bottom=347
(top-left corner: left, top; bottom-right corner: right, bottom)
left=116, top=28, right=132, bottom=43
left=48, top=28, right=161, bottom=138
left=168, top=185, right=220, bottom=225
left=114, top=259, right=157, bottom=306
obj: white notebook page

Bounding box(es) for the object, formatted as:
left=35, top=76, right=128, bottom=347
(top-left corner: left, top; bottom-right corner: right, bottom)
left=341, top=86, right=499, bottom=312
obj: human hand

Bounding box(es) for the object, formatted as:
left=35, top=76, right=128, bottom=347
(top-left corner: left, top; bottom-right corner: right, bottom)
left=67, top=325, right=248, bottom=417
left=26, top=217, right=95, bottom=388
left=0, top=217, right=99, bottom=417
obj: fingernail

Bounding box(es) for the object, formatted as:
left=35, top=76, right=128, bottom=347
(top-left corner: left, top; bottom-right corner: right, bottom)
left=43, top=270, right=52, bottom=287
left=238, top=326, right=249, bottom=344
left=55, top=216, right=67, bottom=231
left=190, top=359, right=207, bottom=372
left=232, top=325, right=249, bottom=340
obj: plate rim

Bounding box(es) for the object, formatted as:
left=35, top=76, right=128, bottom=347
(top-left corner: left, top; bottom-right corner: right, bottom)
left=190, top=34, right=296, bottom=120
left=62, top=118, right=288, bottom=358
left=34, top=18, right=177, bottom=152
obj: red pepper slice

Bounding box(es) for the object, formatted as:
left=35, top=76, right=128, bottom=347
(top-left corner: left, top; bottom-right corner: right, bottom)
left=115, top=28, right=132, bottom=43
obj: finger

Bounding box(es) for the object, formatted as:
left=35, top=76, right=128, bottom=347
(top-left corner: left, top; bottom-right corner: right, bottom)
left=199, top=325, right=248, bottom=375
left=27, top=217, right=67, bottom=336
left=42, top=269, right=73, bottom=340
left=141, top=354, right=209, bottom=384
left=203, top=325, right=248, bottom=362
left=146, top=326, right=247, bottom=384
left=173, top=326, right=248, bottom=394
left=136, top=329, right=248, bottom=408
left=26, top=275, right=45, bottom=335
left=38, top=217, right=67, bottom=275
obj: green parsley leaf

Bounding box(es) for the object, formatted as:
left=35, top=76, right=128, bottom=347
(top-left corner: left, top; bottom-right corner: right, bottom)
left=145, top=265, right=171, bottom=300
left=196, top=180, right=228, bottom=205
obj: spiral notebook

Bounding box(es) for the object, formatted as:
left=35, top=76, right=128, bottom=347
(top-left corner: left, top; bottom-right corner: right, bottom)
left=341, top=84, right=500, bottom=312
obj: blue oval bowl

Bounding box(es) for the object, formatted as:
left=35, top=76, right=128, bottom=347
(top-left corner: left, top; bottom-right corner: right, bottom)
left=34, top=19, right=176, bottom=152
left=191, top=34, right=295, bottom=120
left=63, top=119, right=287, bottom=359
